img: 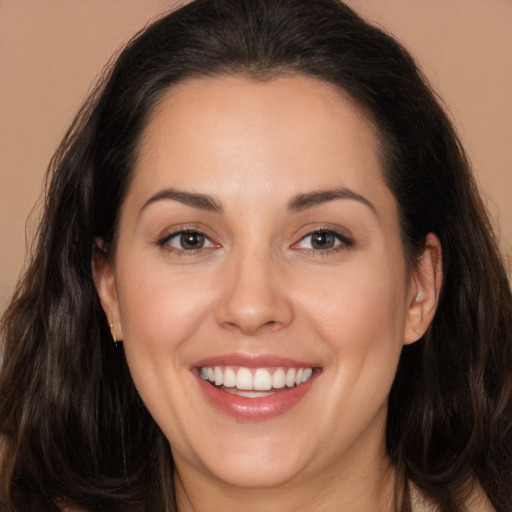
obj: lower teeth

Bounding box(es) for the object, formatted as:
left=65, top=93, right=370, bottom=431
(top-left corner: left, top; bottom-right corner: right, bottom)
left=223, top=388, right=275, bottom=398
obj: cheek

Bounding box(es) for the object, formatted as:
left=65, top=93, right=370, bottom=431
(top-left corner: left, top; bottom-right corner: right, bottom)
left=297, top=255, right=409, bottom=362
left=113, top=260, right=216, bottom=439
left=117, top=260, right=213, bottom=343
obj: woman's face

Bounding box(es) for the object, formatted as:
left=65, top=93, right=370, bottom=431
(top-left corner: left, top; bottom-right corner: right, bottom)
left=96, top=75, right=440, bottom=492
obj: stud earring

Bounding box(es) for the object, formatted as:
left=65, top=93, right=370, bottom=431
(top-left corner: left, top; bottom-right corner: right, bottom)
left=110, top=322, right=121, bottom=348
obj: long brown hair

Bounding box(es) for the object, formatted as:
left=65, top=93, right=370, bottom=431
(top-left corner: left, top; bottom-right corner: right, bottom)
left=1, top=1, right=511, bottom=510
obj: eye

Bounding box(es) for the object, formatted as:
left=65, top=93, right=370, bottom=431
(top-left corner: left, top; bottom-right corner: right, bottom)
left=295, top=229, right=352, bottom=251
left=158, top=229, right=216, bottom=251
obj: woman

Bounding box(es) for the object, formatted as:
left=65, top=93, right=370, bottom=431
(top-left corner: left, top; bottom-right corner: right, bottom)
left=1, top=0, right=511, bottom=510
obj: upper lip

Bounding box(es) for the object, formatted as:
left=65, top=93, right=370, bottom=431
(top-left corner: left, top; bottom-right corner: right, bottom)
left=192, top=353, right=319, bottom=369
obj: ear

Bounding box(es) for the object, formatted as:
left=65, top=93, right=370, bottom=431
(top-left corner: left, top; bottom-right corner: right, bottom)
left=92, top=239, right=123, bottom=341
left=403, top=233, right=443, bottom=345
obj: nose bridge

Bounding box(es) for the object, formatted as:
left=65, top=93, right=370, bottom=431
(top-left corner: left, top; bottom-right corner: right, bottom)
left=214, top=241, right=294, bottom=334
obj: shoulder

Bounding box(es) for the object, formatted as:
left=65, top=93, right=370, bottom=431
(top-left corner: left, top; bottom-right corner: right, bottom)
left=464, top=485, right=495, bottom=512
left=410, top=481, right=495, bottom=512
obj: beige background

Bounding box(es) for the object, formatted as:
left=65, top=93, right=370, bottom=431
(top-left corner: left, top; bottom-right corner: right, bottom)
left=1, top=0, right=511, bottom=312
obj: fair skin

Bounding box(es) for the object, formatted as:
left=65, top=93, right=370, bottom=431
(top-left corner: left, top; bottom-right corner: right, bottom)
left=95, top=75, right=444, bottom=511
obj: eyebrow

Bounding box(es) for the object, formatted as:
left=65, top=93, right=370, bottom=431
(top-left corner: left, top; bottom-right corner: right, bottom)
left=140, top=188, right=223, bottom=214
left=140, top=186, right=377, bottom=217
left=287, top=188, right=378, bottom=216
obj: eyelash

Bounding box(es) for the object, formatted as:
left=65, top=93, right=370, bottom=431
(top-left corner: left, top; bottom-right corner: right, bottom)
left=156, top=228, right=353, bottom=256
left=156, top=229, right=216, bottom=255
left=293, top=228, right=353, bottom=255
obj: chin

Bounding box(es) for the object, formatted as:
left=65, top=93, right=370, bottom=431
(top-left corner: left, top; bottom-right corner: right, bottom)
left=205, top=454, right=305, bottom=489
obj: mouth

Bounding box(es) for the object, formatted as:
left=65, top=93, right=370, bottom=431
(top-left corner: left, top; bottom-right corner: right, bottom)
left=199, top=365, right=314, bottom=398
left=193, top=357, right=320, bottom=420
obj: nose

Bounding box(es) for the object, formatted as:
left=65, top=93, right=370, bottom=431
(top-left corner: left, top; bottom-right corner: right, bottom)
left=214, top=248, right=294, bottom=336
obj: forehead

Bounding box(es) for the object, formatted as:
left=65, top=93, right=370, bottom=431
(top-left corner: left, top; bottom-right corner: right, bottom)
left=129, top=74, right=390, bottom=212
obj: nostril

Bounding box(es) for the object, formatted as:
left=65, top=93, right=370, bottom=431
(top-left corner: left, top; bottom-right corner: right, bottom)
left=213, top=268, right=295, bottom=333
left=220, top=317, right=286, bottom=336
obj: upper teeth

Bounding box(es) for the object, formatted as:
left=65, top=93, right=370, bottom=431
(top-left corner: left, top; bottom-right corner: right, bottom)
left=200, top=366, right=313, bottom=391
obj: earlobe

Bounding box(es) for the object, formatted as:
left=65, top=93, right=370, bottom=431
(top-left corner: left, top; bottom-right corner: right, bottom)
left=404, top=233, right=443, bottom=345
left=92, top=239, right=123, bottom=341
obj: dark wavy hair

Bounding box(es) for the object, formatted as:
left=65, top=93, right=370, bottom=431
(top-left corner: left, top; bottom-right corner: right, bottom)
left=1, top=0, right=511, bottom=510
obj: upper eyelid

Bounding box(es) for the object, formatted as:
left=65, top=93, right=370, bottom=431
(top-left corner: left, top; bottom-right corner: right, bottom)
left=296, top=226, right=353, bottom=242
left=154, top=225, right=353, bottom=248
left=300, top=228, right=350, bottom=239
left=157, top=229, right=218, bottom=254
left=157, top=226, right=214, bottom=243
left=291, top=228, right=354, bottom=251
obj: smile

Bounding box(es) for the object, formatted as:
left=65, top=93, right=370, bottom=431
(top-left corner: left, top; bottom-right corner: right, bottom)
left=199, top=366, right=314, bottom=397
left=194, top=357, right=320, bottom=420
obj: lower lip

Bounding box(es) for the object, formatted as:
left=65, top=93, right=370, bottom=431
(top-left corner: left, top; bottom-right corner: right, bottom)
left=195, top=371, right=318, bottom=421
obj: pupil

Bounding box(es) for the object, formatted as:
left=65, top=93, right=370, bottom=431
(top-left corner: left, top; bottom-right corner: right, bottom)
left=312, top=231, right=334, bottom=249
left=180, top=232, right=204, bottom=249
